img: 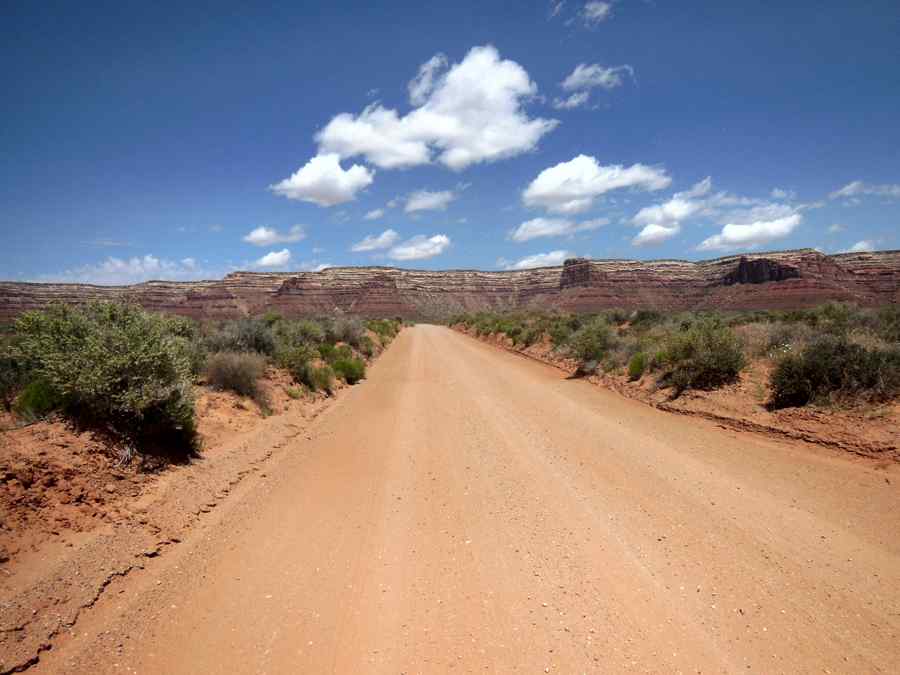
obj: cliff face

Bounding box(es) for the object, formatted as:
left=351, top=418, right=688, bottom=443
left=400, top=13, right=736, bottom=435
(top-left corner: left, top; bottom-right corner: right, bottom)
left=1, top=249, right=898, bottom=321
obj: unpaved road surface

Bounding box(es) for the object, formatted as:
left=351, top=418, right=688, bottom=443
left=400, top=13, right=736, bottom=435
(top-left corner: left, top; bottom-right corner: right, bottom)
left=31, top=326, right=900, bottom=673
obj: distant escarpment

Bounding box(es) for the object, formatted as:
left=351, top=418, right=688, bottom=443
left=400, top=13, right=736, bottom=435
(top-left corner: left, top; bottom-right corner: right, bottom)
left=1, top=249, right=898, bottom=321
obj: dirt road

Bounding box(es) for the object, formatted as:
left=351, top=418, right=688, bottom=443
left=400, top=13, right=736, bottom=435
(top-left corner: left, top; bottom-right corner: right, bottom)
left=34, top=325, right=900, bottom=673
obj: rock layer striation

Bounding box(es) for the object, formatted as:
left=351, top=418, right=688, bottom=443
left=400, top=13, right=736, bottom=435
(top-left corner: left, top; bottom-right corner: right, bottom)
left=1, top=249, right=898, bottom=320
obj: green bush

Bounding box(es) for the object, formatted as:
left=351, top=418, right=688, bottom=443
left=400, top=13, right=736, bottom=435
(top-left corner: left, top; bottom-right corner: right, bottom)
left=295, top=319, right=326, bottom=343
left=262, top=310, right=283, bottom=327
left=770, top=335, right=900, bottom=408
left=303, top=364, right=334, bottom=393
left=627, top=352, right=647, bottom=381
left=567, top=318, right=614, bottom=367
left=658, top=319, right=745, bottom=394
left=317, top=343, right=335, bottom=362
left=0, top=343, right=28, bottom=411
left=204, top=318, right=275, bottom=356
left=319, top=343, right=353, bottom=363
left=358, top=335, right=376, bottom=358
left=205, top=351, right=266, bottom=399
left=548, top=314, right=583, bottom=347
left=875, top=305, right=900, bottom=343
left=366, top=318, right=400, bottom=344
left=13, top=379, right=62, bottom=422
left=332, top=357, right=366, bottom=384
left=327, top=317, right=365, bottom=348
left=276, top=343, right=318, bottom=381
left=629, top=310, right=662, bottom=331
left=14, top=302, right=198, bottom=455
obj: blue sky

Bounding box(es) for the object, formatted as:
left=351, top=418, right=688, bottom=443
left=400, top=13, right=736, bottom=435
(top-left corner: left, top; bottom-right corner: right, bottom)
left=2, top=0, right=899, bottom=284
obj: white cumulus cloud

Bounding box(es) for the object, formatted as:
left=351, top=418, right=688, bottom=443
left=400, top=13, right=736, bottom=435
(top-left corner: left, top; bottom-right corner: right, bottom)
left=405, top=189, right=456, bottom=213
left=697, top=214, right=802, bottom=252
left=242, top=225, right=306, bottom=246
left=363, top=208, right=385, bottom=220
left=270, top=153, right=374, bottom=207
left=505, top=250, right=572, bottom=270
left=629, top=177, right=713, bottom=247
left=510, top=217, right=607, bottom=242
left=632, top=223, right=681, bottom=247
left=388, top=234, right=451, bottom=261
left=316, top=45, right=558, bottom=171
left=254, top=249, right=292, bottom=268
left=351, top=229, right=400, bottom=252
left=523, top=154, right=671, bottom=214
left=408, top=53, right=448, bottom=106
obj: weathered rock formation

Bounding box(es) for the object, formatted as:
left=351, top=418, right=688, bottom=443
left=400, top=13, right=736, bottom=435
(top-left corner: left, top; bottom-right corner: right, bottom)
left=1, top=249, right=898, bottom=321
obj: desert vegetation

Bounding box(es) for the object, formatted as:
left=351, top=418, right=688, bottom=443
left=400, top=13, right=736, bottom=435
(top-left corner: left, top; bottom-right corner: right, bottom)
left=452, top=302, right=900, bottom=408
left=0, top=301, right=402, bottom=461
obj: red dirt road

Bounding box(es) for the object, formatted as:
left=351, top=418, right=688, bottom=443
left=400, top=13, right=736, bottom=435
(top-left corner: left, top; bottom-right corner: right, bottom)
left=31, top=326, right=900, bottom=673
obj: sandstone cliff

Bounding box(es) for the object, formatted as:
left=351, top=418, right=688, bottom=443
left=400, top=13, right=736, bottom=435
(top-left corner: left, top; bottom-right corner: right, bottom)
left=1, top=249, right=898, bottom=321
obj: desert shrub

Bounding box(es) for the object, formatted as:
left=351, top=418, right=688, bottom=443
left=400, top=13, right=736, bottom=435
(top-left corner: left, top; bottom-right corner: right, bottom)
left=204, top=318, right=275, bottom=356
left=276, top=341, right=334, bottom=394
left=0, top=344, right=28, bottom=411
left=276, top=343, right=318, bottom=381
left=13, top=379, right=62, bottom=422
left=358, top=335, right=376, bottom=358
left=628, top=352, right=647, bottom=381
left=328, top=317, right=365, bottom=348
left=205, top=351, right=267, bottom=403
left=604, top=308, right=630, bottom=325
left=519, top=323, right=545, bottom=347
left=318, top=343, right=336, bottom=362
left=769, top=335, right=900, bottom=408
left=14, top=302, right=197, bottom=455
left=875, top=305, right=900, bottom=343
left=657, top=318, right=745, bottom=394
left=567, top=318, right=614, bottom=366
left=629, top=309, right=663, bottom=331
left=262, top=310, right=283, bottom=327
left=332, top=357, right=366, bottom=384
left=366, top=318, right=400, bottom=344
left=548, top=314, right=583, bottom=347
left=285, top=386, right=302, bottom=399
left=319, top=343, right=353, bottom=363
left=296, top=319, right=326, bottom=343
left=297, top=363, right=334, bottom=393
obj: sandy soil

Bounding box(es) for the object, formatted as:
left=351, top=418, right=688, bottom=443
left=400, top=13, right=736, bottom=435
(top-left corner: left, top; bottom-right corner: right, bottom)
left=459, top=326, right=900, bottom=460
left=3, top=325, right=900, bottom=673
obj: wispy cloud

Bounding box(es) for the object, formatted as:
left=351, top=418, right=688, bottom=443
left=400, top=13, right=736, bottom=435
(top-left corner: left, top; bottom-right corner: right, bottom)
left=829, top=180, right=900, bottom=201
left=510, top=217, right=607, bottom=242
left=405, top=189, right=457, bottom=213
left=243, top=225, right=306, bottom=246
left=388, top=234, right=451, bottom=261
left=37, top=254, right=214, bottom=285
left=351, top=229, right=400, bottom=252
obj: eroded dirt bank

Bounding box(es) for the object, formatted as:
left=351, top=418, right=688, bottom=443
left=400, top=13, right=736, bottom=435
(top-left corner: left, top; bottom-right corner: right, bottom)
left=5, top=326, right=900, bottom=673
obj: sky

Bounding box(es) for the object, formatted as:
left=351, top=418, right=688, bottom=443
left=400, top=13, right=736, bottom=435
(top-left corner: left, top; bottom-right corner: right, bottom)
left=2, top=0, right=899, bottom=284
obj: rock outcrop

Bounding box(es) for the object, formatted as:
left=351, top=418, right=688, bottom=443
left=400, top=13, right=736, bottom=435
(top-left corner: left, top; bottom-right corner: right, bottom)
left=1, top=249, right=898, bottom=321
